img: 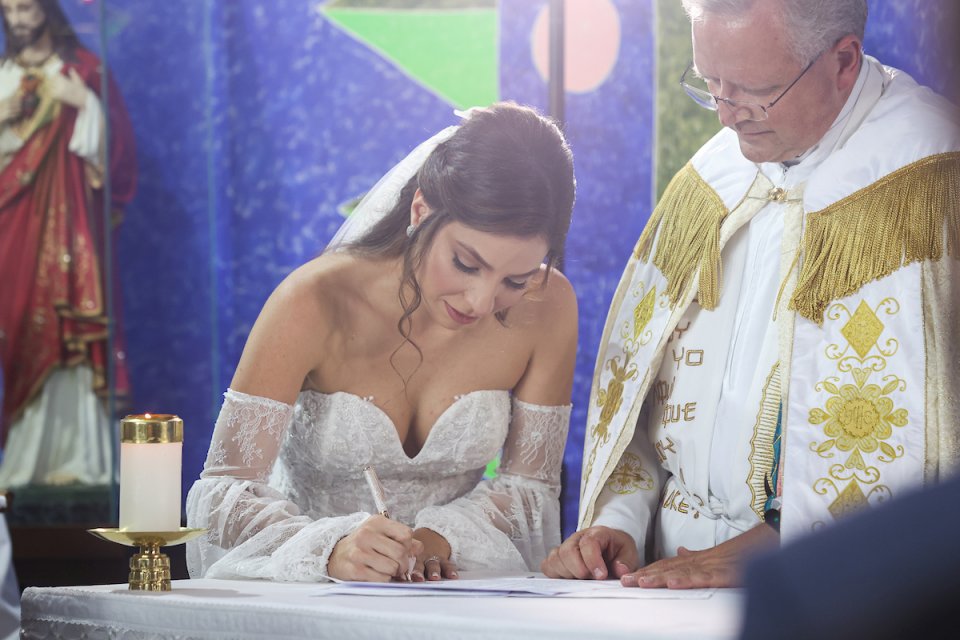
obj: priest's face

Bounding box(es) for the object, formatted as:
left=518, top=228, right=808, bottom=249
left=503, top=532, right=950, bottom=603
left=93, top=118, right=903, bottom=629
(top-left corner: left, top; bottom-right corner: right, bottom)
left=690, top=2, right=854, bottom=163
left=1, top=0, right=47, bottom=50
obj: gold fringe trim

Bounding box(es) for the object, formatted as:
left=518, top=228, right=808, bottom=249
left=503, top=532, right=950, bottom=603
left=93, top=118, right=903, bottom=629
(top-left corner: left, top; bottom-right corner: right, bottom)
left=633, top=163, right=728, bottom=309
left=790, top=152, right=960, bottom=324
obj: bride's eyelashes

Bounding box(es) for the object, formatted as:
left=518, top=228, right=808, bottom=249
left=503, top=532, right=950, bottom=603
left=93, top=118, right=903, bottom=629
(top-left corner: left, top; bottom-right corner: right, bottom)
left=452, top=253, right=528, bottom=291
left=452, top=253, right=478, bottom=274
left=503, top=278, right=528, bottom=291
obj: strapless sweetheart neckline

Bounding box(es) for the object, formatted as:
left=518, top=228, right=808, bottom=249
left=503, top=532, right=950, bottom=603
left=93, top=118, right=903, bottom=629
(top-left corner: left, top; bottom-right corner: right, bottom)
left=298, top=388, right=510, bottom=461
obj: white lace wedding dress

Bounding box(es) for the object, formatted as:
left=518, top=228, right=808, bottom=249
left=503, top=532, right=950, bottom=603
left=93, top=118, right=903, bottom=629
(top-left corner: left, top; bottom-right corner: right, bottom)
left=186, top=388, right=570, bottom=582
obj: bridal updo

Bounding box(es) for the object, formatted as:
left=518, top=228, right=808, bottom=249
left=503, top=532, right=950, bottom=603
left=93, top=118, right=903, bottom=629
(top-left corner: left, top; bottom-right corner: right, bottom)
left=347, top=102, right=576, bottom=333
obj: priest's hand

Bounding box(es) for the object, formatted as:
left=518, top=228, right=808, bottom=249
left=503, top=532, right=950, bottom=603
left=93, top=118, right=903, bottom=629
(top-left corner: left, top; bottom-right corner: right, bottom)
left=411, top=527, right=457, bottom=581
left=48, top=68, right=88, bottom=110
left=621, top=523, right=778, bottom=589
left=541, top=526, right=638, bottom=580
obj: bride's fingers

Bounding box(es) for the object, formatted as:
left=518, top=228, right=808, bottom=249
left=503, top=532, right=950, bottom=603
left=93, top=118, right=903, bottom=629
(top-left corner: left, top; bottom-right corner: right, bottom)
left=411, top=558, right=426, bottom=582
left=440, top=558, right=458, bottom=579
left=424, top=556, right=443, bottom=580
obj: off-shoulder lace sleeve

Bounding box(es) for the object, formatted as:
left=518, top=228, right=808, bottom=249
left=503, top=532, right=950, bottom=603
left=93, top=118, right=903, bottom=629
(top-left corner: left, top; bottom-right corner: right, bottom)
left=185, top=389, right=369, bottom=582
left=414, top=398, right=570, bottom=570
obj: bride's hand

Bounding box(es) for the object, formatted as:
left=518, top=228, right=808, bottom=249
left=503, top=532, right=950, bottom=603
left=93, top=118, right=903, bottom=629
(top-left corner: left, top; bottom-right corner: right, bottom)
left=411, top=528, right=458, bottom=581
left=328, top=515, right=422, bottom=582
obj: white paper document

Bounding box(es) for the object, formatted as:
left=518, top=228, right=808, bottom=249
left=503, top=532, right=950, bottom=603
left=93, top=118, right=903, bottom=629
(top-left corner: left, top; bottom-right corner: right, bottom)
left=317, top=573, right=715, bottom=599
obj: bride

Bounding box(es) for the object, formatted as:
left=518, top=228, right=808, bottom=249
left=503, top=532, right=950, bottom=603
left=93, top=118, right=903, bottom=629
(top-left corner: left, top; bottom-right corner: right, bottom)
left=186, top=102, right=578, bottom=583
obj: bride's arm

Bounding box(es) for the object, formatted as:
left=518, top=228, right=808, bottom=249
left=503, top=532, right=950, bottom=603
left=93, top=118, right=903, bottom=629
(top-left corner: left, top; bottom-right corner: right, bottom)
left=186, top=266, right=372, bottom=582
left=414, top=271, right=578, bottom=570
left=186, top=390, right=370, bottom=581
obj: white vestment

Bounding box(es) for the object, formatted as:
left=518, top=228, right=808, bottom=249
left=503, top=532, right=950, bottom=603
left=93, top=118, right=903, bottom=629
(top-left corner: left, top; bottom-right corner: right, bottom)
left=583, top=58, right=960, bottom=558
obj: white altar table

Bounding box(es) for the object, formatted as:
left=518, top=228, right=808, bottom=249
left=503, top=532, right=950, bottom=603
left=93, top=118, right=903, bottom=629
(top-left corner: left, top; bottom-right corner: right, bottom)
left=21, top=575, right=745, bottom=640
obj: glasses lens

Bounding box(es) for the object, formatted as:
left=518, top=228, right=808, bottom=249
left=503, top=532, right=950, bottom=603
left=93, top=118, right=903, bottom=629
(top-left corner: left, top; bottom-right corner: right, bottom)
left=699, top=93, right=770, bottom=122
left=679, top=63, right=769, bottom=121
left=681, top=83, right=718, bottom=111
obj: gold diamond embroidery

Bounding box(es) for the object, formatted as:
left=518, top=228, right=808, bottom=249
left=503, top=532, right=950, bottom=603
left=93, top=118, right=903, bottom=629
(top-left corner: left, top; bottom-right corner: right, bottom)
left=605, top=453, right=655, bottom=494
left=827, top=478, right=868, bottom=519
left=841, top=300, right=884, bottom=358
left=633, top=287, right=656, bottom=342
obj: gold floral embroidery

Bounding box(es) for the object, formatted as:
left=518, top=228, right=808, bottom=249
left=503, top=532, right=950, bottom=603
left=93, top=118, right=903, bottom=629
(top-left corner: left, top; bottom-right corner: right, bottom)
left=591, top=281, right=659, bottom=449
left=809, top=375, right=907, bottom=463
left=584, top=280, right=663, bottom=505
left=584, top=278, right=672, bottom=525
left=808, top=298, right=906, bottom=521
left=591, top=353, right=639, bottom=447
left=605, top=453, right=655, bottom=494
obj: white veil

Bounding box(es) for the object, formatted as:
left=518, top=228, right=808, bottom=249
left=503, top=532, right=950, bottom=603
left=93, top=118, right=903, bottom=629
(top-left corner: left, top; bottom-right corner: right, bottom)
left=326, top=124, right=461, bottom=252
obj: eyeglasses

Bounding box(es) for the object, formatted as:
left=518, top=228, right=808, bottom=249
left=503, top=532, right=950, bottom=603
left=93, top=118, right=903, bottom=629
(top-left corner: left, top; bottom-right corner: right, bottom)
left=680, top=55, right=819, bottom=122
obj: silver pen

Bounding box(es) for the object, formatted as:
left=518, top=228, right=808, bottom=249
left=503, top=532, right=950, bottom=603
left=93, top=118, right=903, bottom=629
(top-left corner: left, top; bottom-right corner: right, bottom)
left=363, top=465, right=413, bottom=581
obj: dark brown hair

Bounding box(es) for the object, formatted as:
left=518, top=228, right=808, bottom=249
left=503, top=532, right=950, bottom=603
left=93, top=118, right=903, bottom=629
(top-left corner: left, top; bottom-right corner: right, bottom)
left=346, top=101, right=576, bottom=371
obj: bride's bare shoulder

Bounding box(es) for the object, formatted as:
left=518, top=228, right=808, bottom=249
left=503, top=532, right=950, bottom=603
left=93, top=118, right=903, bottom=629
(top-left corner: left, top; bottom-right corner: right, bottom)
left=232, top=253, right=370, bottom=398
left=268, top=252, right=388, bottom=327
left=514, top=266, right=578, bottom=333
left=277, top=252, right=360, bottom=301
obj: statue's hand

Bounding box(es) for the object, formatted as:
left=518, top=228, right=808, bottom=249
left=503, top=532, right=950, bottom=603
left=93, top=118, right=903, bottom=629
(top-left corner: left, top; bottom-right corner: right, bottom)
left=48, top=68, right=88, bottom=110
left=0, top=95, right=22, bottom=124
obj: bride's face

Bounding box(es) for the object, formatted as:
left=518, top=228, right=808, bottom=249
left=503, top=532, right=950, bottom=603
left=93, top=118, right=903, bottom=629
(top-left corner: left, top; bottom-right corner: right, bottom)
left=417, top=221, right=548, bottom=330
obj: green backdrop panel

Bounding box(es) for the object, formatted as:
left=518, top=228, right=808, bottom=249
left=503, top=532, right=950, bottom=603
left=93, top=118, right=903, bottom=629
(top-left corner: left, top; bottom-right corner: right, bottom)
left=324, top=8, right=498, bottom=109
left=655, top=0, right=720, bottom=201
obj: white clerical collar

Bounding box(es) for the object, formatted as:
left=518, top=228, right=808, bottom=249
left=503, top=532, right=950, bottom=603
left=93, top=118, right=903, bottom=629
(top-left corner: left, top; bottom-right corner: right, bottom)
left=769, top=55, right=885, bottom=175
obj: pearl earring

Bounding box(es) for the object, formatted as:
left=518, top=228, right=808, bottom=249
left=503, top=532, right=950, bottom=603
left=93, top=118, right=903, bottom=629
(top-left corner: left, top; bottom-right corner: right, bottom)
left=406, top=224, right=416, bottom=238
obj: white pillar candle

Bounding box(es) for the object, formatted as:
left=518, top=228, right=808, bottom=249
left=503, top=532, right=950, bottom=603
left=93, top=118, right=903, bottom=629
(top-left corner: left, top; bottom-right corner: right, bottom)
left=119, top=414, right=183, bottom=532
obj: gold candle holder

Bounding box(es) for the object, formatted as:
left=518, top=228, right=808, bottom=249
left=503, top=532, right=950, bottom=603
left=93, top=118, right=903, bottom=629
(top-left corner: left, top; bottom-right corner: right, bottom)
left=89, top=413, right=201, bottom=591
left=88, top=527, right=205, bottom=591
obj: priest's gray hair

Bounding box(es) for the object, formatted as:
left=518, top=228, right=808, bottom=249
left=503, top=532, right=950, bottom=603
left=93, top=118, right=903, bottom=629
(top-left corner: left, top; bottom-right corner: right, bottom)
left=681, top=0, right=867, bottom=66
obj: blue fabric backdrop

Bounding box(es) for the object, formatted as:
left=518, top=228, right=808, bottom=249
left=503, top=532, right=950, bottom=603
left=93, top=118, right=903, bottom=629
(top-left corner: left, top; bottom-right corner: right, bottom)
left=500, top=0, right=655, bottom=536
left=12, top=0, right=949, bottom=536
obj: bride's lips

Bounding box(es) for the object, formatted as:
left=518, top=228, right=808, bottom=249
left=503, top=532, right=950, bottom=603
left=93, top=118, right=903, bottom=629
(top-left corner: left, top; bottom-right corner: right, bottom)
left=444, top=301, right=477, bottom=325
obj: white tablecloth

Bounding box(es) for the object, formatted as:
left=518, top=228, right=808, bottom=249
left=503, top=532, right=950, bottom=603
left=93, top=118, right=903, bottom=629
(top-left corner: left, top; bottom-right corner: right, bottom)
left=21, top=576, right=745, bottom=640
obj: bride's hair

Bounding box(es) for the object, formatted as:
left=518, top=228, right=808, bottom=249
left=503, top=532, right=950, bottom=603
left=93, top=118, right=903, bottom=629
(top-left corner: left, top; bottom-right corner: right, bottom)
left=347, top=102, right=575, bottom=372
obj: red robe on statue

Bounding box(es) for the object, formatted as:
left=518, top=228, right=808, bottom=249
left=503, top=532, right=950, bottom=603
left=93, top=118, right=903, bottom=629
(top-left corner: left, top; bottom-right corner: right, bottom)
left=0, top=47, right=137, bottom=445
